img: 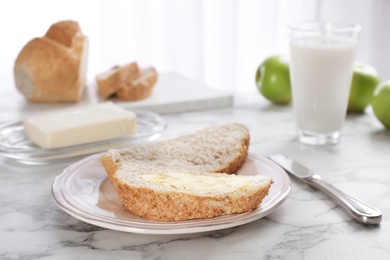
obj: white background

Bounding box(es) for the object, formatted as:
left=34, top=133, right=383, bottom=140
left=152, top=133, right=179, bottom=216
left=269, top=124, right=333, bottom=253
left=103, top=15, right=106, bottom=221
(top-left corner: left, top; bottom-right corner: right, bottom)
left=1, top=0, right=389, bottom=94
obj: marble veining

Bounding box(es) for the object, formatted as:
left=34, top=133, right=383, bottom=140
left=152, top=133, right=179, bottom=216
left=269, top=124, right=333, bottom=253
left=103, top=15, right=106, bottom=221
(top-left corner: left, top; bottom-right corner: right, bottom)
left=1, top=93, right=389, bottom=260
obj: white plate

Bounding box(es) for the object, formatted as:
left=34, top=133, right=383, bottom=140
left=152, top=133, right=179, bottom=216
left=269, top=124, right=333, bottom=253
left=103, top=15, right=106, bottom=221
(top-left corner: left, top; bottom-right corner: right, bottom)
left=52, top=153, right=291, bottom=234
left=0, top=110, right=166, bottom=164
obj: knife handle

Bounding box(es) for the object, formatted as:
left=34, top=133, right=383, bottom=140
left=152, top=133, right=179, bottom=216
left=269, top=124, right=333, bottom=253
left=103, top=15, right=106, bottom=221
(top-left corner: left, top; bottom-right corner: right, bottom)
left=305, top=174, right=382, bottom=225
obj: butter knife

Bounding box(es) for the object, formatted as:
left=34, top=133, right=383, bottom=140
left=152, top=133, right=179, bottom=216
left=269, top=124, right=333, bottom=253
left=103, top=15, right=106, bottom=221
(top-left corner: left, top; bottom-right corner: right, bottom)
left=268, top=154, right=382, bottom=225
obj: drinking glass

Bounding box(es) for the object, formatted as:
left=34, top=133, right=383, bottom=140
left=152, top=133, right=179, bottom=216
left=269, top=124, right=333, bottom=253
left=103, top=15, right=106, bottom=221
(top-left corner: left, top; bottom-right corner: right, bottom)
left=288, top=21, right=361, bottom=145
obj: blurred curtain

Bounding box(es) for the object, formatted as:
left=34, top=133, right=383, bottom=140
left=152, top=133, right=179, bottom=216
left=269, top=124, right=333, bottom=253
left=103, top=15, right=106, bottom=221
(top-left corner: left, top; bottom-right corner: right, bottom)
left=0, top=0, right=388, bottom=93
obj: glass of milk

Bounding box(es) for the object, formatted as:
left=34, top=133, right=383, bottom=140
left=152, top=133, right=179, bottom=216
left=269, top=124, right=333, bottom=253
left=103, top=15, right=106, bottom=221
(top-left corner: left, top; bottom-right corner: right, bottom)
left=289, top=21, right=361, bottom=145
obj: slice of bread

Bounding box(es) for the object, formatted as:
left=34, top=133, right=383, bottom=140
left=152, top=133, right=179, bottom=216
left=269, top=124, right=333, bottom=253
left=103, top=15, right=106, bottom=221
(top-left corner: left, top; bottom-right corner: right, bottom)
left=113, top=170, right=272, bottom=221
left=101, top=123, right=250, bottom=182
left=96, top=62, right=140, bottom=98
left=116, top=67, right=158, bottom=101
left=100, top=123, right=273, bottom=221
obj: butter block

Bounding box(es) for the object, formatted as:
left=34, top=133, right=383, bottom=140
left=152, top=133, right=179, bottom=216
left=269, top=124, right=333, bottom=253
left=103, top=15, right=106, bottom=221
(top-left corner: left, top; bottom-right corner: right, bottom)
left=23, top=102, right=137, bottom=148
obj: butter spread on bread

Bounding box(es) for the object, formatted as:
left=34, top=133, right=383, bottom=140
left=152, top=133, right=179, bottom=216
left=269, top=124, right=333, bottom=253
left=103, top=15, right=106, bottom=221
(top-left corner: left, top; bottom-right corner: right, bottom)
left=100, top=123, right=273, bottom=221
left=23, top=102, right=136, bottom=148
left=140, top=171, right=253, bottom=193
left=14, top=20, right=88, bottom=102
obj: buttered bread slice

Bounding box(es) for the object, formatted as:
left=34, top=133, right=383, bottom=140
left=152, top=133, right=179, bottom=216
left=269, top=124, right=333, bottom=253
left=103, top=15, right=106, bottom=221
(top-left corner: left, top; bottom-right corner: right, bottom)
left=100, top=123, right=273, bottom=221
left=114, top=170, right=272, bottom=221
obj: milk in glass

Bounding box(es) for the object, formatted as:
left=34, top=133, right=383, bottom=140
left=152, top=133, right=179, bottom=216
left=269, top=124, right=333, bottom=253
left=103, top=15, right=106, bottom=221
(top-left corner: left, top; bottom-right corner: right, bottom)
left=290, top=36, right=357, bottom=134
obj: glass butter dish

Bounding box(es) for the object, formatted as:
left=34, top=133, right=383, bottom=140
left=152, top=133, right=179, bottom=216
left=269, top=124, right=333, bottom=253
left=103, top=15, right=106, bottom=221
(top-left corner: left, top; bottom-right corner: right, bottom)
left=0, top=110, right=166, bottom=165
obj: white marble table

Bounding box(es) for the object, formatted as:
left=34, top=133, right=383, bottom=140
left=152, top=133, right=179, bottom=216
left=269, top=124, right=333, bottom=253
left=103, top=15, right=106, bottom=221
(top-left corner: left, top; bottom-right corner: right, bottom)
left=1, top=92, right=389, bottom=260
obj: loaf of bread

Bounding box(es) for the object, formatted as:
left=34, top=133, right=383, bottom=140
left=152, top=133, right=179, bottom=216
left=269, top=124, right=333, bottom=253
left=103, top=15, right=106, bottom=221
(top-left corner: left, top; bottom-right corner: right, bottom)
left=14, top=20, right=88, bottom=102
left=96, top=64, right=157, bottom=101
left=100, top=123, right=273, bottom=221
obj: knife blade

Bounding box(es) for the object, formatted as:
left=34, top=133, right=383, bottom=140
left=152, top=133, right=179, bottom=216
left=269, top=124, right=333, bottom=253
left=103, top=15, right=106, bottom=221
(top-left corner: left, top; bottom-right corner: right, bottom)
left=268, top=154, right=382, bottom=225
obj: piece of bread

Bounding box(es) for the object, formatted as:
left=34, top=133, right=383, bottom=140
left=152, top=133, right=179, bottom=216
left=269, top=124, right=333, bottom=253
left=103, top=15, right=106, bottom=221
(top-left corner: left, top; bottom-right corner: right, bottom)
left=14, top=20, right=88, bottom=102
left=101, top=123, right=250, bottom=182
left=112, top=170, right=272, bottom=221
left=100, top=123, right=273, bottom=221
left=116, top=67, right=158, bottom=101
left=96, top=62, right=140, bottom=98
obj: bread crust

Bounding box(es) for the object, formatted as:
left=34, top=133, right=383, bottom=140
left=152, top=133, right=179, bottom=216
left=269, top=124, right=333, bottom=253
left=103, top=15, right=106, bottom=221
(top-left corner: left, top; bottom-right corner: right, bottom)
left=215, top=133, right=249, bottom=174
left=14, top=20, right=88, bottom=102
left=45, top=20, right=84, bottom=49
left=100, top=154, right=119, bottom=183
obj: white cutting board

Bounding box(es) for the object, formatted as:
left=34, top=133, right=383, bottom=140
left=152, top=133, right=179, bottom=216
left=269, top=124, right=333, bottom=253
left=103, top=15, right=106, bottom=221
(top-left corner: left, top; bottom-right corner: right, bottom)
left=114, top=72, right=233, bottom=114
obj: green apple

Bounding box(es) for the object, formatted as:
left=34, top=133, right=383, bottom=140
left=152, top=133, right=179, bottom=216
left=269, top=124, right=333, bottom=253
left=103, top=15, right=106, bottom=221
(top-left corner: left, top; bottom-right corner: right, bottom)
left=347, top=62, right=380, bottom=113
left=255, top=55, right=291, bottom=104
left=372, top=81, right=390, bottom=129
